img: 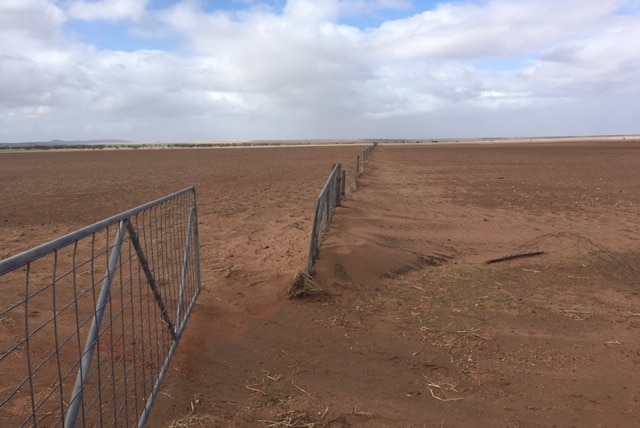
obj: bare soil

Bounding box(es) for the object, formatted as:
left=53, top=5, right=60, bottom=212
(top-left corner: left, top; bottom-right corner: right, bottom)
left=1, top=141, right=640, bottom=427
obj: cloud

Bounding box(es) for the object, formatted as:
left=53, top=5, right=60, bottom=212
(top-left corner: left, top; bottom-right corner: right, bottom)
left=368, top=0, right=623, bottom=60
left=1, top=0, right=639, bottom=142
left=155, top=0, right=370, bottom=110
left=0, top=1, right=91, bottom=118
left=0, top=0, right=66, bottom=55
left=67, top=0, right=149, bottom=21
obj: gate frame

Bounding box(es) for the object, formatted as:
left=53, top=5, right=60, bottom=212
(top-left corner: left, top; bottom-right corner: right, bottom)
left=0, top=187, right=201, bottom=427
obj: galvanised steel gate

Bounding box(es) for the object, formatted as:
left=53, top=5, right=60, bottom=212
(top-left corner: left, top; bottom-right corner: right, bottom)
left=0, top=187, right=201, bottom=427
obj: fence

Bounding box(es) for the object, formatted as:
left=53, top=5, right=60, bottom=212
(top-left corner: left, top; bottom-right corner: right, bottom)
left=305, top=143, right=377, bottom=276
left=356, top=143, right=377, bottom=178
left=0, top=187, right=201, bottom=427
left=305, top=164, right=344, bottom=275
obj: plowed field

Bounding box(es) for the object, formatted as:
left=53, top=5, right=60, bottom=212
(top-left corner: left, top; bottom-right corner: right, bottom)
left=1, top=140, right=639, bottom=427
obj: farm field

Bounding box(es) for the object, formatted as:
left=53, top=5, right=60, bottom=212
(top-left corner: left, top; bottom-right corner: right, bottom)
left=1, top=140, right=640, bottom=427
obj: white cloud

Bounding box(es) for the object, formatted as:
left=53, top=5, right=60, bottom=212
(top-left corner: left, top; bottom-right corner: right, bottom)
left=369, top=0, right=622, bottom=60
left=0, top=0, right=66, bottom=55
left=67, top=0, right=149, bottom=21
left=0, top=0, right=639, bottom=142
left=283, top=0, right=340, bottom=21
left=0, top=1, right=92, bottom=119
left=156, top=1, right=369, bottom=99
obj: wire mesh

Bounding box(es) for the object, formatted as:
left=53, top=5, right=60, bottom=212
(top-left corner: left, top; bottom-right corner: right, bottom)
left=306, top=164, right=342, bottom=275
left=0, top=187, right=200, bottom=427
left=304, top=144, right=377, bottom=277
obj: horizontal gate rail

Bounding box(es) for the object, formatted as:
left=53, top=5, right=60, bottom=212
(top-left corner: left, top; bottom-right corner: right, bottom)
left=0, top=188, right=193, bottom=277
left=0, top=187, right=201, bottom=427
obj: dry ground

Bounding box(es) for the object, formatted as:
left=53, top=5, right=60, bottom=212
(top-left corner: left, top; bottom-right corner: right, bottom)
left=1, top=140, right=639, bottom=427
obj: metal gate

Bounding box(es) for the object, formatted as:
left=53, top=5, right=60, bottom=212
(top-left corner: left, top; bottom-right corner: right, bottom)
left=0, top=187, right=201, bottom=427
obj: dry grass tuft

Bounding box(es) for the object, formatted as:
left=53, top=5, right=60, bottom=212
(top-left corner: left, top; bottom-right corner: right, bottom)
left=169, top=414, right=217, bottom=428
left=561, top=306, right=591, bottom=320
left=168, top=394, right=220, bottom=428
left=288, top=271, right=327, bottom=299
left=422, top=375, right=464, bottom=402
left=259, top=409, right=328, bottom=427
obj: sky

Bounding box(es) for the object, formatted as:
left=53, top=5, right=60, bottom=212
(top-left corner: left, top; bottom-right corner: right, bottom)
left=1, top=0, right=639, bottom=143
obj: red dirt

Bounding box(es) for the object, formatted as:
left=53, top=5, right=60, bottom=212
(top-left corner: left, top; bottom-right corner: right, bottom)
left=1, top=141, right=640, bottom=427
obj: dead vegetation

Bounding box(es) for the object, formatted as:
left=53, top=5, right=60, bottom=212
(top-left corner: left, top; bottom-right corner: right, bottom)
left=287, top=271, right=327, bottom=299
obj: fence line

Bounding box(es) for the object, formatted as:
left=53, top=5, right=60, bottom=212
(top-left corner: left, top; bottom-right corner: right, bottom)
left=0, top=187, right=201, bottom=427
left=306, top=164, right=343, bottom=275
left=305, top=143, right=377, bottom=276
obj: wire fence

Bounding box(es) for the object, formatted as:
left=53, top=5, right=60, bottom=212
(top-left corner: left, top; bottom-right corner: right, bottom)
left=305, top=164, right=344, bottom=276
left=305, top=143, right=377, bottom=276
left=0, top=187, right=201, bottom=428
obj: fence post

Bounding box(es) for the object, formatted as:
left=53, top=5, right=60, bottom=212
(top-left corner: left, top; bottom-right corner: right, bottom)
left=341, top=170, right=346, bottom=199
left=335, top=164, right=342, bottom=207
left=306, top=198, right=321, bottom=275
left=325, top=182, right=331, bottom=223
left=356, top=156, right=360, bottom=176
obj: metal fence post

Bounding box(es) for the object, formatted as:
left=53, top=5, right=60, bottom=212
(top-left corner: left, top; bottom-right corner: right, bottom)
left=325, top=182, right=331, bottom=223
left=335, top=164, right=342, bottom=207
left=306, top=198, right=321, bottom=275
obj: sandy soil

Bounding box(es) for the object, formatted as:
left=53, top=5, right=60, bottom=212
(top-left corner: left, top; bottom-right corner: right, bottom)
left=1, top=141, right=640, bottom=427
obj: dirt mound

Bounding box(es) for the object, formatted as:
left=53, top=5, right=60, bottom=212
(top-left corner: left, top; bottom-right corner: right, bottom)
left=316, top=230, right=451, bottom=290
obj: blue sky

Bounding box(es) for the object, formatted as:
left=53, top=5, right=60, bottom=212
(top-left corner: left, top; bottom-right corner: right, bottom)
left=1, top=0, right=639, bottom=142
